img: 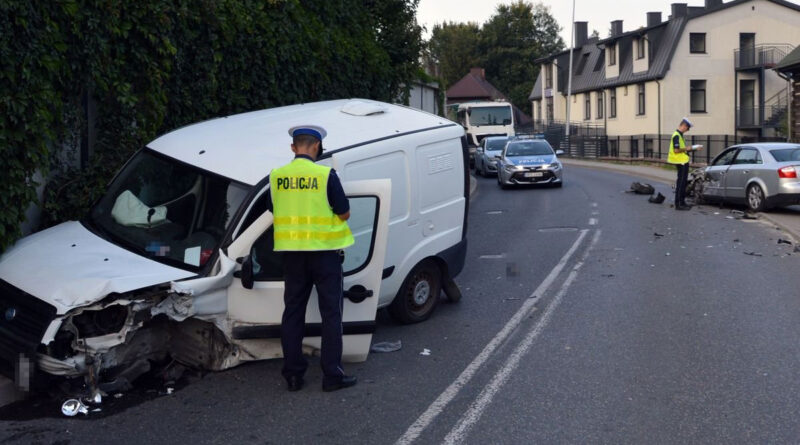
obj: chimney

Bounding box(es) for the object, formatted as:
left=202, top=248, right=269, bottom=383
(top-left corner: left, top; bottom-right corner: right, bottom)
left=470, top=67, right=485, bottom=80
left=705, top=0, right=722, bottom=9
left=610, top=20, right=623, bottom=37
left=647, top=12, right=662, bottom=27
left=671, top=3, right=688, bottom=18
left=574, top=21, right=588, bottom=47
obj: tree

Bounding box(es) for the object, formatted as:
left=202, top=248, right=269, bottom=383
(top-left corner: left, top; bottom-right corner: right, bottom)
left=428, top=21, right=482, bottom=88
left=478, top=1, right=564, bottom=112
left=590, top=29, right=600, bottom=39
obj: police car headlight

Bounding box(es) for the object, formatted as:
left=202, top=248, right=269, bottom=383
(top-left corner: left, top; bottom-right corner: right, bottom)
left=548, top=163, right=560, bottom=169
left=504, top=165, right=521, bottom=172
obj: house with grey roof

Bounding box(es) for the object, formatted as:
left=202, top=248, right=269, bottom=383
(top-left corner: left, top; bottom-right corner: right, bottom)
left=530, top=0, right=800, bottom=145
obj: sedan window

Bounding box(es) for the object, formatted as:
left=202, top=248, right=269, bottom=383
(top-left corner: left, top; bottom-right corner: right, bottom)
left=712, top=148, right=738, bottom=166
left=733, top=148, right=762, bottom=165
left=770, top=147, right=800, bottom=162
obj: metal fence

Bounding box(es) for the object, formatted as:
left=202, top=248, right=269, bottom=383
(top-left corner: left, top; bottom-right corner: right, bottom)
left=518, top=121, right=788, bottom=166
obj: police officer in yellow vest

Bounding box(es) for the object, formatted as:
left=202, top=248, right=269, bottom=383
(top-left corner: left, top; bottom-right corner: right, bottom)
left=270, top=125, right=357, bottom=392
left=668, top=118, right=701, bottom=210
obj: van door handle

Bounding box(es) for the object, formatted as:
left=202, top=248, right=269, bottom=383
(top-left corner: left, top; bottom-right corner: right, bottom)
left=344, top=285, right=373, bottom=303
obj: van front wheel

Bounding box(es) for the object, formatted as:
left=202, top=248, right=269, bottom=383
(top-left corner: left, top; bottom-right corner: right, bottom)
left=389, top=260, right=441, bottom=324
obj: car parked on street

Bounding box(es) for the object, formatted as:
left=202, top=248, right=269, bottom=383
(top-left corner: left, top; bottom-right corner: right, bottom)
left=474, top=136, right=508, bottom=177
left=700, top=143, right=800, bottom=211
left=496, top=137, right=564, bottom=188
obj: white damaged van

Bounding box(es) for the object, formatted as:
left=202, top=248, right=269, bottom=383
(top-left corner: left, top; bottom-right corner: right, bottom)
left=0, top=99, right=468, bottom=392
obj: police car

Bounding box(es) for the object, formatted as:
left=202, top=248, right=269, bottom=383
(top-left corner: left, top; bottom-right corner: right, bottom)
left=495, top=136, right=564, bottom=188
left=0, top=99, right=468, bottom=393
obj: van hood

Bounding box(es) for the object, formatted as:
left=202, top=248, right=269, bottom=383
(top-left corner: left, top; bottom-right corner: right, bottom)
left=0, top=221, right=196, bottom=314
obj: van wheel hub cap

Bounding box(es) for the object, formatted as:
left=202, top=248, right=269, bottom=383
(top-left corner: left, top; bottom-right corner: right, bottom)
left=413, top=281, right=431, bottom=305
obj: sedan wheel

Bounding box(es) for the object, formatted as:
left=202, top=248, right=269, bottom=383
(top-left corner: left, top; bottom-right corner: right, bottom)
left=747, top=184, right=766, bottom=212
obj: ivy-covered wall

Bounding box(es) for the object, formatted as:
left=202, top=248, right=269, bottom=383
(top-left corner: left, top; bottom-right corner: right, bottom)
left=0, top=0, right=422, bottom=251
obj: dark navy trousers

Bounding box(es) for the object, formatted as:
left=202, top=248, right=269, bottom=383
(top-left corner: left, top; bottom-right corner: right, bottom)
left=675, top=163, right=690, bottom=205
left=281, top=250, right=345, bottom=384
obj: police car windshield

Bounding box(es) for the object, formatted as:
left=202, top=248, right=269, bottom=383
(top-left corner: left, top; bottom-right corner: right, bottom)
left=87, top=149, right=249, bottom=271
left=486, top=139, right=508, bottom=151
left=505, top=141, right=553, bottom=157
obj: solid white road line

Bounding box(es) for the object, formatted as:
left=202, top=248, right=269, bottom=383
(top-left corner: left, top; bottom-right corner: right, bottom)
left=589, top=218, right=598, bottom=226
left=442, top=230, right=602, bottom=444
left=395, top=229, right=591, bottom=445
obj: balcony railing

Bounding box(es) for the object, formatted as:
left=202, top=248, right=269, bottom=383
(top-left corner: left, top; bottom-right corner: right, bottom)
left=736, top=105, right=787, bottom=129
left=734, top=44, right=794, bottom=70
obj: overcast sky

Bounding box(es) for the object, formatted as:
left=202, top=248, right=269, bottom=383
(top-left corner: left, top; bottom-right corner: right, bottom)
left=417, top=0, right=699, bottom=43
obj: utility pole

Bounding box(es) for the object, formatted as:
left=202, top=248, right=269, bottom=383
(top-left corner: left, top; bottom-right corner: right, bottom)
left=565, top=0, right=576, bottom=144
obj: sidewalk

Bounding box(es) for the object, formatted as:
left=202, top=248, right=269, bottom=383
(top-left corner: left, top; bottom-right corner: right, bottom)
left=562, top=158, right=800, bottom=241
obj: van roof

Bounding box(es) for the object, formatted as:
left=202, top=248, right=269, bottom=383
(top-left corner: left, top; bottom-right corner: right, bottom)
left=148, top=99, right=459, bottom=186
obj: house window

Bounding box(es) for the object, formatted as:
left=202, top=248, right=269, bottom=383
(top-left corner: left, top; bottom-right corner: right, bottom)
left=690, top=80, right=706, bottom=113
left=608, top=44, right=617, bottom=66
left=545, top=64, right=553, bottom=89
left=637, top=84, right=646, bottom=115
left=597, top=93, right=604, bottom=119
left=584, top=94, right=591, bottom=120
left=609, top=88, right=617, bottom=118
left=690, top=33, right=706, bottom=54
left=577, top=53, right=589, bottom=75
left=636, top=38, right=646, bottom=59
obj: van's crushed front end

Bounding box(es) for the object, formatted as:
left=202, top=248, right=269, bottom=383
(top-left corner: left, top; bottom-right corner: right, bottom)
left=0, top=221, right=238, bottom=396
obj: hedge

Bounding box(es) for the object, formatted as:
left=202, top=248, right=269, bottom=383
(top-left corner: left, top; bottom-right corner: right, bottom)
left=0, top=0, right=422, bottom=251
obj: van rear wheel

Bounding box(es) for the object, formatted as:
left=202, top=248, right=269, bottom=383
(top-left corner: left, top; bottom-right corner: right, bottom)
left=389, top=260, right=441, bottom=324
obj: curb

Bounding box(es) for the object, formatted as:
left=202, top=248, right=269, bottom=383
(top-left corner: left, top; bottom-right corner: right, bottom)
left=563, top=158, right=800, bottom=241
left=469, top=174, right=477, bottom=198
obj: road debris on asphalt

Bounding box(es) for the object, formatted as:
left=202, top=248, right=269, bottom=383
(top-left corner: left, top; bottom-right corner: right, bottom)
left=778, top=238, right=793, bottom=245
left=506, top=262, right=519, bottom=277
left=371, top=340, right=402, bottom=353
left=420, top=348, right=431, bottom=356
left=648, top=192, right=665, bottom=204
left=743, top=251, right=763, bottom=257
left=629, top=182, right=655, bottom=195
left=61, top=399, right=89, bottom=417
left=654, top=232, right=665, bottom=237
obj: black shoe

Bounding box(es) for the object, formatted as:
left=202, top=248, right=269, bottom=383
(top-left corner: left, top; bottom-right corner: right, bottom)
left=675, top=204, right=692, bottom=211
left=322, top=375, right=357, bottom=392
left=286, top=375, right=304, bottom=392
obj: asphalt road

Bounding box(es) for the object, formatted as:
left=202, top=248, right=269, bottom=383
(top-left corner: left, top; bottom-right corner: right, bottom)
left=3, top=165, right=800, bottom=444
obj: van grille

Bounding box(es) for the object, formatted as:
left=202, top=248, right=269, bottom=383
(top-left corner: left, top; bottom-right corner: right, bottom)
left=0, top=280, right=57, bottom=378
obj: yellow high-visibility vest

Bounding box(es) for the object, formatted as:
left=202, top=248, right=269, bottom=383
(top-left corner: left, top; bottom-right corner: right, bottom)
left=668, top=130, right=690, bottom=164
left=270, top=158, right=354, bottom=251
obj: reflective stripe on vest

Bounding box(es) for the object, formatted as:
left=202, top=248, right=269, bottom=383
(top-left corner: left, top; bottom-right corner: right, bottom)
left=270, top=158, right=354, bottom=251
left=668, top=130, right=690, bottom=164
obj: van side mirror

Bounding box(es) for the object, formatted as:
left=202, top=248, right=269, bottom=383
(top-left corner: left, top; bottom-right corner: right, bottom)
left=556, top=150, right=565, bottom=155
left=240, top=255, right=254, bottom=290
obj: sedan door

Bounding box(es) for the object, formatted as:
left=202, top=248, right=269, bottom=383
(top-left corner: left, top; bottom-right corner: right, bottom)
left=724, top=147, right=762, bottom=201
left=225, top=179, right=391, bottom=363
left=703, top=147, right=739, bottom=199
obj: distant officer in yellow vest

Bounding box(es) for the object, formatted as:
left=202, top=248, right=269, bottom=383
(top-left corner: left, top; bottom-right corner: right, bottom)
left=668, top=118, right=701, bottom=210
left=270, top=125, right=356, bottom=392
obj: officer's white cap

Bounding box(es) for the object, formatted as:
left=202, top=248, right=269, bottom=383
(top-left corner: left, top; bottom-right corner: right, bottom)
left=288, top=125, right=327, bottom=140
left=681, top=117, right=693, bottom=128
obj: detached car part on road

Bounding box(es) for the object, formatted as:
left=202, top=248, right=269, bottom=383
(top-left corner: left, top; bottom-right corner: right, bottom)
left=0, top=99, right=468, bottom=395
left=697, top=143, right=800, bottom=212
left=496, top=137, right=564, bottom=188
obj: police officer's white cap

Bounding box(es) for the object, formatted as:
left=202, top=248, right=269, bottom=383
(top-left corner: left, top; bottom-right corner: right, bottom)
left=288, top=125, right=327, bottom=141
left=681, top=117, right=693, bottom=128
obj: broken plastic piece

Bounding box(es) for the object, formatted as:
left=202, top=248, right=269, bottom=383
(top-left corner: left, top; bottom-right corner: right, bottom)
left=777, top=239, right=792, bottom=245
left=371, top=340, right=402, bottom=353
left=630, top=182, right=655, bottom=195
left=420, top=348, right=431, bottom=356
left=62, top=399, right=89, bottom=417
left=743, top=251, right=763, bottom=257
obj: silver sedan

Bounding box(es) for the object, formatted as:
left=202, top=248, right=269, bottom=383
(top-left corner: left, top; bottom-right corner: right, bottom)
left=700, top=143, right=800, bottom=211
left=474, top=136, right=509, bottom=177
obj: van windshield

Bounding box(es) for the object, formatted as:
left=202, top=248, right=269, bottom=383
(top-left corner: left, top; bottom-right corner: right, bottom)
left=87, top=150, right=250, bottom=271
left=469, top=106, right=512, bottom=126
